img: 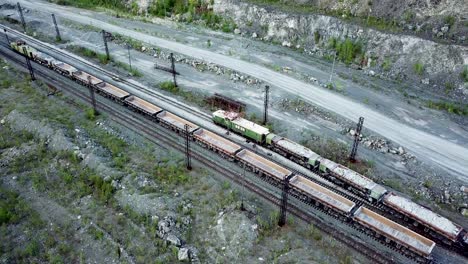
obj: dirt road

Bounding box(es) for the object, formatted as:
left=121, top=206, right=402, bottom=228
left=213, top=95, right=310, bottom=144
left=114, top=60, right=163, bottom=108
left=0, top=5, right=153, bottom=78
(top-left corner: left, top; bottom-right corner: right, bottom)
left=13, top=0, right=468, bottom=181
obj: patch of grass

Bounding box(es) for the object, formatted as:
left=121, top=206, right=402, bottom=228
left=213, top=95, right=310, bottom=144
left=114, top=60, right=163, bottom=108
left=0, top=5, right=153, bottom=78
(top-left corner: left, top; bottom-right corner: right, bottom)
left=461, top=66, right=468, bottom=82
left=157, top=81, right=208, bottom=108
left=328, top=38, right=363, bottom=65
left=444, top=15, right=456, bottom=27
left=382, top=58, right=391, bottom=71
left=68, top=45, right=110, bottom=64
left=85, top=107, right=97, bottom=121
left=314, top=30, right=320, bottom=44
left=426, top=100, right=468, bottom=116
left=423, top=180, right=433, bottom=189
left=413, top=62, right=424, bottom=76
left=114, top=61, right=143, bottom=77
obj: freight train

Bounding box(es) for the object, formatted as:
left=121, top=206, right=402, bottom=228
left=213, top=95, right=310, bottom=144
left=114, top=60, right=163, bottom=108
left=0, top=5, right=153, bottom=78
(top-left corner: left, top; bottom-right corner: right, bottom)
left=212, top=110, right=468, bottom=250
left=9, top=40, right=467, bottom=261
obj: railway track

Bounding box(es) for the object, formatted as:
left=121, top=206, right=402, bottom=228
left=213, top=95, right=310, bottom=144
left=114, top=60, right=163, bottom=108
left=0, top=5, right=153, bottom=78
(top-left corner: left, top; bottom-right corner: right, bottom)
left=0, top=27, right=378, bottom=210
left=0, top=46, right=410, bottom=264
left=0, top=27, right=460, bottom=260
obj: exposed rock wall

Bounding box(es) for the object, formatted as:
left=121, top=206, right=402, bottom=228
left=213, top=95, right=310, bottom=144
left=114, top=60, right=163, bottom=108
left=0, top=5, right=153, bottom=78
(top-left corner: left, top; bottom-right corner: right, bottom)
left=214, top=0, right=468, bottom=96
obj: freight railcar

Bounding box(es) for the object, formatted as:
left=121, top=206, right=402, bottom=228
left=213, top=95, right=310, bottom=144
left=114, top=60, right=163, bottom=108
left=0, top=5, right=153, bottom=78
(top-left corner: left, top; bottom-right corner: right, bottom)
left=72, top=70, right=103, bottom=86
left=318, top=158, right=387, bottom=202
left=124, top=95, right=162, bottom=117
left=266, top=134, right=321, bottom=169
left=383, top=193, right=464, bottom=245
left=157, top=111, right=199, bottom=134
left=235, top=149, right=291, bottom=186
left=95, top=82, right=130, bottom=103
left=193, top=129, right=242, bottom=161
left=53, top=61, right=78, bottom=77
left=289, top=175, right=356, bottom=219
left=352, top=207, right=435, bottom=261
left=212, top=110, right=269, bottom=144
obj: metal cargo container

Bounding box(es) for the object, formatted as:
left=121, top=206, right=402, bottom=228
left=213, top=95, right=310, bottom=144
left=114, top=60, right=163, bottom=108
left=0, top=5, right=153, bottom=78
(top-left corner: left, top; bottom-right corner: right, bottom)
left=212, top=110, right=269, bottom=144
left=235, top=149, right=291, bottom=182
left=383, top=193, right=463, bottom=242
left=96, top=82, right=130, bottom=101
left=124, top=96, right=162, bottom=116
left=193, top=129, right=242, bottom=157
left=157, top=111, right=199, bottom=133
left=290, top=175, right=356, bottom=215
left=353, top=207, right=435, bottom=258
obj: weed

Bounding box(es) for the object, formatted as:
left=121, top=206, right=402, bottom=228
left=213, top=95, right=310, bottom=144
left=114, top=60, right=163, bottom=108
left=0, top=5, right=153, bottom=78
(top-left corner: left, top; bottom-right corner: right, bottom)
left=382, top=58, right=391, bottom=71
left=85, top=108, right=96, bottom=121
left=413, top=62, right=424, bottom=76
left=426, top=100, right=468, bottom=116
left=461, top=66, right=468, bottom=82
left=444, top=15, right=456, bottom=27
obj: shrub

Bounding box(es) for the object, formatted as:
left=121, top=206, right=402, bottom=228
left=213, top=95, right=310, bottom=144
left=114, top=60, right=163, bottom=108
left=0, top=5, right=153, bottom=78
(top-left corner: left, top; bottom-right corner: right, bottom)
left=413, top=62, right=424, bottom=76
left=444, top=15, right=456, bottom=27
left=461, top=66, right=468, bottom=82
left=85, top=108, right=96, bottom=121
left=314, top=30, right=320, bottom=44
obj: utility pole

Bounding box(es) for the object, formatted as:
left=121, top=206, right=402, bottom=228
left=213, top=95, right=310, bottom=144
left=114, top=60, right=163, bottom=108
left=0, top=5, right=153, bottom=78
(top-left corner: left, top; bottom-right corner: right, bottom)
left=184, top=124, right=192, bottom=170
left=22, top=46, right=35, bottom=81
left=328, top=52, right=337, bottom=85
left=17, top=2, right=26, bottom=32
left=127, top=44, right=132, bottom=70
left=4, top=29, right=9, bottom=44
left=241, top=165, right=246, bottom=211
left=349, top=117, right=364, bottom=162
left=87, top=76, right=97, bottom=114
left=278, top=174, right=294, bottom=227
left=102, top=30, right=110, bottom=61
left=170, top=52, right=177, bottom=87
left=51, top=14, right=61, bottom=42
left=263, top=85, right=269, bottom=125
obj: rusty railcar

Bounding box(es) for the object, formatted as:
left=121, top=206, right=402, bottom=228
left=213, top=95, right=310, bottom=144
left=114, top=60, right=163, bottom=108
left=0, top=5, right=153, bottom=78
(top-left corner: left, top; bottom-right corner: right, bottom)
left=124, top=95, right=162, bottom=116
left=193, top=129, right=242, bottom=160
left=157, top=111, right=199, bottom=134
left=383, top=193, right=463, bottom=244
left=95, top=82, right=130, bottom=102
left=290, top=175, right=356, bottom=218
left=235, top=149, right=292, bottom=186
left=353, top=207, right=435, bottom=260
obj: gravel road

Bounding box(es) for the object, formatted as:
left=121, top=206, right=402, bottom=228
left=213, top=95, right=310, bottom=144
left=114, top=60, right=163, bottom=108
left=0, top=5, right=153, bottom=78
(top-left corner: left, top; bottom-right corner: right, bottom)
left=12, top=0, right=468, bottom=181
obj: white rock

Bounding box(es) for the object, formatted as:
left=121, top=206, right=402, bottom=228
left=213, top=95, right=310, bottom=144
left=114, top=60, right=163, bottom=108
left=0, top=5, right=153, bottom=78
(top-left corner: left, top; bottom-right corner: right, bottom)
left=252, top=32, right=257, bottom=38
left=0, top=119, right=4, bottom=124
left=12, top=176, right=17, bottom=180
left=259, top=257, right=264, bottom=261
left=398, top=146, right=405, bottom=155
left=234, top=28, right=241, bottom=34
left=282, top=41, right=291, bottom=47
left=369, top=70, right=375, bottom=76
left=178, top=247, right=190, bottom=261
left=141, top=46, right=147, bottom=52
left=421, top=78, right=430, bottom=85
left=77, top=215, right=81, bottom=220
left=166, top=234, right=181, bottom=246
left=349, top=129, right=356, bottom=136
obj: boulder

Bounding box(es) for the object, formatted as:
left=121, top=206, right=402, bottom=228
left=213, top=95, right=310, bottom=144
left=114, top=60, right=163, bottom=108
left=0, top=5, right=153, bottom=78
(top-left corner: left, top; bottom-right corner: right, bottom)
left=166, top=234, right=181, bottom=247
left=251, top=32, right=257, bottom=38
left=234, top=28, right=241, bottom=34
left=178, top=247, right=190, bottom=261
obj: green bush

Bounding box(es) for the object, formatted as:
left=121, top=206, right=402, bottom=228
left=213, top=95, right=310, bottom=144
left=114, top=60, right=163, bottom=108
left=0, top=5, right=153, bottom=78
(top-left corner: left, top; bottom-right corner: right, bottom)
left=413, top=62, right=424, bottom=76
left=444, top=15, right=456, bottom=27
left=461, top=66, right=468, bottom=82
left=314, top=30, right=320, bottom=44
left=85, top=108, right=96, bottom=121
